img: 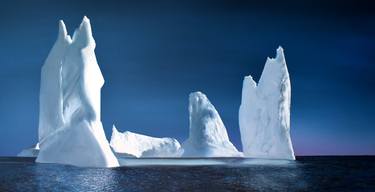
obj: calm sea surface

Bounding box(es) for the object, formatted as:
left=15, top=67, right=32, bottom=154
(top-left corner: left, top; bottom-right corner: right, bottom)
left=0, top=156, right=374, bottom=191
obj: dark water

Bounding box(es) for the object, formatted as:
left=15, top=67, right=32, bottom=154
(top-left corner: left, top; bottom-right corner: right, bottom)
left=0, top=156, right=374, bottom=192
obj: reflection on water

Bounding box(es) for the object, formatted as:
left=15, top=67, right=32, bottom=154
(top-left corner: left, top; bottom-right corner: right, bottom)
left=0, top=157, right=374, bottom=191
left=31, top=163, right=120, bottom=191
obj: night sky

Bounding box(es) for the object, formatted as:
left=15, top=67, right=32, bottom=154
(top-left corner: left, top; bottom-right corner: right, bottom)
left=0, top=0, right=374, bottom=156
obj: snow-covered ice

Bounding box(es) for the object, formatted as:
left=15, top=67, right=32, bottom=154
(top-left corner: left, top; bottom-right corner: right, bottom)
left=35, top=17, right=119, bottom=167
left=110, top=125, right=182, bottom=158
left=17, top=143, right=39, bottom=157
left=182, top=92, right=243, bottom=157
left=239, top=47, right=295, bottom=160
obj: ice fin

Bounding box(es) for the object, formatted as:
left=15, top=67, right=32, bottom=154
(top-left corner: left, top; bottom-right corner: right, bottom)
left=275, top=46, right=285, bottom=63
left=244, top=75, right=257, bottom=88
left=182, top=91, right=243, bottom=157
left=239, top=46, right=295, bottom=160
left=58, top=20, right=67, bottom=38
left=57, top=20, right=72, bottom=43
left=112, top=125, right=119, bottom=134
left=72, top=16, right=94, bottom=47
left=36, top=17, right=119, bottom=167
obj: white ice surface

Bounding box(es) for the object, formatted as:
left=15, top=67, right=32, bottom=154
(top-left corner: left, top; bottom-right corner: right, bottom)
left=239, top=47, right=295, bottom=160
left=38, top=21, right=71, bottom=142
left=35, top=17, right=119, bottom=167
left=110, top=125, right=182, bottom=158
left=182, top=92, right=243, bottom=157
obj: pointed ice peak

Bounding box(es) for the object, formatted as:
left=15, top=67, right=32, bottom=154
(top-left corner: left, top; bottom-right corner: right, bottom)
left=245, top=46, right=287, bottom=90
left=266, top=46, right=285, bottom=63
left=189, top=91, right=205, bottom=99
left=112, top=125, right=119, bottom=134
left=57, top=20, right=72, bottom=43
left=183, top=91, right=242, bottom=157
left=239, top=46, right=294, bottom=160
left=188, top=91, right=220, bottom=119
left=244, top=75, right=257, bottom=88
left=72, top=16, right=95, bottom=47
left=276, top=46, right=284, bottom=56
left=58, top=20, right=67, bottom=37
left=189, top=91, right=207, bottom=105
left=275, top=46, right=285, bottom=63
left=188, top=91, right=222, bottom=131
left=241, top=75, right=257, bottom=106
left=82, top=15, right=89, bottom=22
left=79, top=16, right=91, bottom=33
left=258, top=46, right=289, bottom=88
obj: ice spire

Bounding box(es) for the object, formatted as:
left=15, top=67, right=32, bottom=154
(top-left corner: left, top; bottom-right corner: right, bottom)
left=239, top=46, right=295, bottom=160
left=72, top=16, right=95, bottom=47
left=36, top=17, right=119, bottom=167
left=182, top=92, right=242, bottom=157
left=57, top=20, right=72, bottom=43
left=38, top=20, right=72, bottom=142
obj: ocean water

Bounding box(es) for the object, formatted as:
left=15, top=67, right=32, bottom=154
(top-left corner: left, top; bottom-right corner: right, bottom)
left=0, top=156, right=374, bottom=191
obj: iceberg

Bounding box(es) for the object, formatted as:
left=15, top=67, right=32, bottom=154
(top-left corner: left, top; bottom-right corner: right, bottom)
left=17, top=143, right=39, bottom=157
left=17, top=16, right=296, bottom=164
left=110, top=125, right=182, bottom=158
left=18, top=21, right=70, bottom=157
left=35, top=17, right=119, bottom=167
left=38, top=21, right=70, bottom=142
left=182, top=92, right=243, bottom=157
left=239, top=47, right=295, bottom=160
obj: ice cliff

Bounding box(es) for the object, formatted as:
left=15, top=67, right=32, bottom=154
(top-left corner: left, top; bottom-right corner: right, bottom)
left=35, top=17, right=119, bottom=167
left=110, top=125, right=182, bottom=158
left=239, top=47, right=295, bottom=160
left=182, top=92, right=242, bottom=157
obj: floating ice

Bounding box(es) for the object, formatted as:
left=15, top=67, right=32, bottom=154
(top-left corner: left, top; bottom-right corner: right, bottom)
left=38, top=21, right=71, bottom=142
left=35, top=17, right=119, bottom=167
left=182, top=92, right=243, bottom=157
left=110, top=125, right=182, bottom=158
left=239, top=47, right=295, bottom=160
left=18, top=17, right=296, bottom=165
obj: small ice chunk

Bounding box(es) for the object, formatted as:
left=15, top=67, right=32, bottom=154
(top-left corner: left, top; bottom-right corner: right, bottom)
left=110, top=125, right=182, bottom=158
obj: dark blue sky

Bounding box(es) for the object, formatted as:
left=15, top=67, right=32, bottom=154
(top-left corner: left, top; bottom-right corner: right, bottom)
left=0, top=0, right=374, bottom=156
